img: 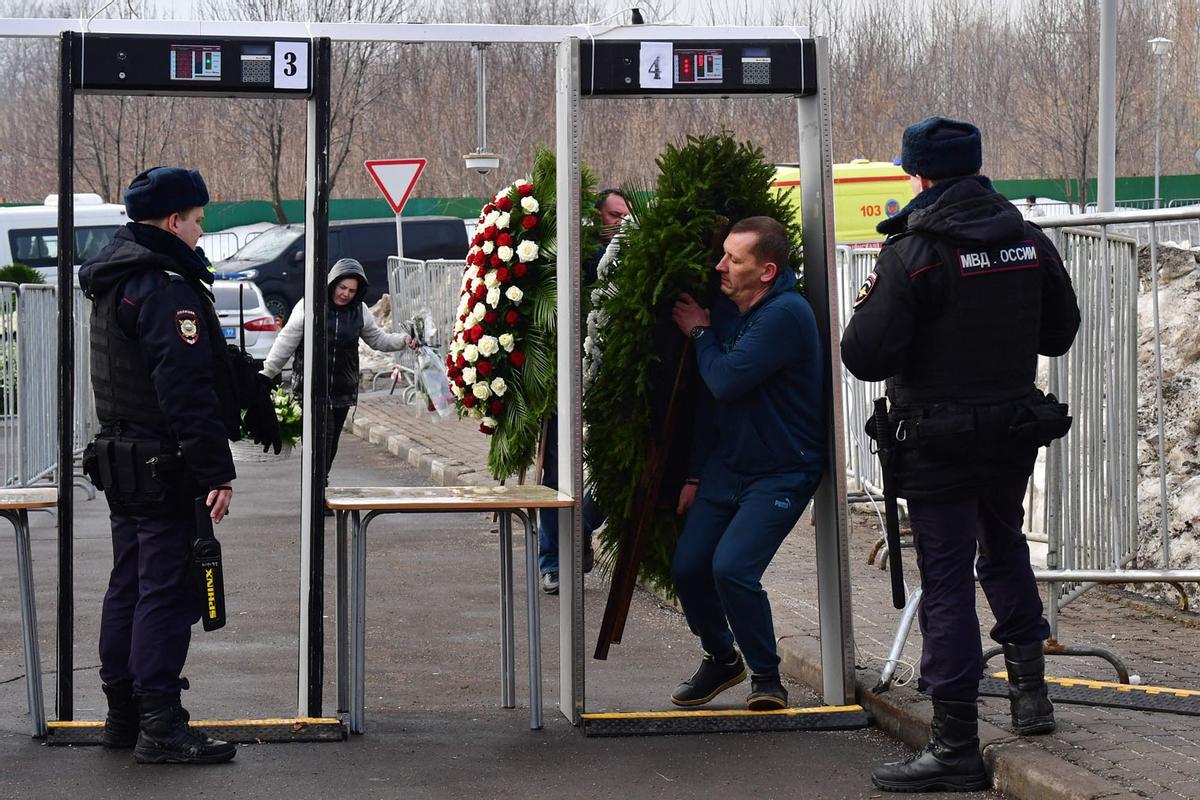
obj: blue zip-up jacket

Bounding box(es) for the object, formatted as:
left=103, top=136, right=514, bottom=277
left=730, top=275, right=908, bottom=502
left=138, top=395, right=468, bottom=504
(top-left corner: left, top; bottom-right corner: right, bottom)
left=692, top=269, right=827, bottom=477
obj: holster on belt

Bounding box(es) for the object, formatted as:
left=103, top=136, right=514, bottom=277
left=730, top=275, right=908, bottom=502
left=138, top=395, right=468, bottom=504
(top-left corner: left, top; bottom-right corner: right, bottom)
left=82, top=433, right=183, bottom=507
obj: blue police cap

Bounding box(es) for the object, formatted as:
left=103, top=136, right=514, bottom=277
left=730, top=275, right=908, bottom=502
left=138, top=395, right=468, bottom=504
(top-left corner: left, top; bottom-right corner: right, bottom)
left=900, top=117, right=982, bottom=180
left=124, top=166, right=209, bottom=222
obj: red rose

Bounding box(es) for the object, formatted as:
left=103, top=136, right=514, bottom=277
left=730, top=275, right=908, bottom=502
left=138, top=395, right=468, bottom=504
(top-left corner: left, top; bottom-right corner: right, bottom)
left=472, top=234, right=484, bottom=248
left=476, top=359, right=492, bottom=377
left=505, top=310, right=520, bottom=325
left=473, top=283, right=487, bottom=300
left=484, top=311, right=497, bottom=324
left=483, top=225, right=498, bottom=241
left=483, top=203, right=495, bottom=214
left=473, top=251, right=486, bottom=267
left=497, top=232, right=513, bottom=247
left=463, top=395, right=477, bottom=408
left=471, top=327, right=484, bottom=342
left=497, top=196, right=513, bottom=212
left=509, top=351, right=526, bottom=368
left=513, top=263, right=527, bottom=278
left=495, top=267, right=510, bottom=283
left=521, top=215, right=537, bottom=230
left=445, top=354, right=454, bottom=367
left=490, top=254, right=503, bottom=267
left=517, top=183, right=533, bottom=197
left=490, top=399, right=504, bottom=416
left=479, top=422, right=494, bottom=435
left=455, top=354, right=466, bottom=368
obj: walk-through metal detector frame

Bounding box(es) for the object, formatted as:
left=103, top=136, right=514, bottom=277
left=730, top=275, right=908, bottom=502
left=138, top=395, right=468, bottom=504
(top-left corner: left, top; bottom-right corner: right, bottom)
left=553, top=35, right=862, bottom=734
left=46, top=27, right=340, bottom=742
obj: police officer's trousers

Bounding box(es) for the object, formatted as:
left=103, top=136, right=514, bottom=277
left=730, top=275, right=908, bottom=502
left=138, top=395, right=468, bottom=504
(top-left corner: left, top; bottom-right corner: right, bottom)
left=672, top=465, right=821, bottom=676
left=99, top=506, right=199, bottom=696
left=908, top=475, right=1051, bottom=702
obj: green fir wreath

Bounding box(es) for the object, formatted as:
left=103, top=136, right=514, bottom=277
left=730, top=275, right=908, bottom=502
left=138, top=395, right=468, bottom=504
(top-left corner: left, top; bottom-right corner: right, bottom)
left=583, top=133, right=801, bottom=595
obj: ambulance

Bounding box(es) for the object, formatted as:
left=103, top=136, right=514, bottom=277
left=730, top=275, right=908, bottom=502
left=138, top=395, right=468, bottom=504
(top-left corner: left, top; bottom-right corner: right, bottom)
left=773, top=159, right=914, bottom=246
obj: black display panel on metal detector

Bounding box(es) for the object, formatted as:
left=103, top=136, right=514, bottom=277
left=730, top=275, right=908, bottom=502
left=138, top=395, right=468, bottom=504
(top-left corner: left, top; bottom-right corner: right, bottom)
left=580, top=39, right=816, bottom=97
left=71, top=33, right=312, bottom=97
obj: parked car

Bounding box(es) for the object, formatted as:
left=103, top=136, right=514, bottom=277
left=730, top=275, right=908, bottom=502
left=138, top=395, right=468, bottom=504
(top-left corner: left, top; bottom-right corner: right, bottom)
left=212, top=279, right=279, bottom=361
left=214, top=216, right=469, bottom=322
left=0, top=194, right=128, bottom=280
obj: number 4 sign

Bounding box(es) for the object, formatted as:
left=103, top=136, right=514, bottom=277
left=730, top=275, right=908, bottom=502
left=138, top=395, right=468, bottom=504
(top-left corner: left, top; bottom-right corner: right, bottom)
left=639, top=42, right=673, bottom=89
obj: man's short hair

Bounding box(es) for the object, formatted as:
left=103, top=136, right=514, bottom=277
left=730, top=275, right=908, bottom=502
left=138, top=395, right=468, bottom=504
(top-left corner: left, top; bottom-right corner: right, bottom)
left=1025, top=195, right=1037, bottom=204
left=729, top=216, right=790, bottom=268
left=595, top=188, right=629, bottom=209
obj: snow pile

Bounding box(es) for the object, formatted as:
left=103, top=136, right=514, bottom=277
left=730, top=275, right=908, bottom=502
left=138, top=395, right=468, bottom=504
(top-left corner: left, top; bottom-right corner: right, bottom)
left=1134, top=244, right=1200, bottom=604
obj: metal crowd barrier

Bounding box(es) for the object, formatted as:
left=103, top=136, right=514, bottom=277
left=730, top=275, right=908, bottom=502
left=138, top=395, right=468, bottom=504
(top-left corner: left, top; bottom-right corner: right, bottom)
left=384, top=256, right=468, bottom=397
left=1109, top=218, right=1200, bottom=247
left=834, top=246, right=886, bottom=500
left=0, top=283, right=97, bottom=489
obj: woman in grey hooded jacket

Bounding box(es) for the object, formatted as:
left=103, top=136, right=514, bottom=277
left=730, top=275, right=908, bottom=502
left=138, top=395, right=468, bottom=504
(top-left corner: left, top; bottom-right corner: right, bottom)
left=260, top=258, right=415, bottom=485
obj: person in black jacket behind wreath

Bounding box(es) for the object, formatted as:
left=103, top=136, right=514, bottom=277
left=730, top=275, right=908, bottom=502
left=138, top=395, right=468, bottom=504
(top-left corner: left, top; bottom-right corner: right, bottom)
left=841, top=118, right=1081, bottom=793
left=80, top=166, right=278, bottom=765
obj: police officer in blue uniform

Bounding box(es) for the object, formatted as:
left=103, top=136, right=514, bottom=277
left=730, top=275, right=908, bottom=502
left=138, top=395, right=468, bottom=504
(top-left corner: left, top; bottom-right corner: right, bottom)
left=841, top=118, right=1080, bottom=792
left=80, top=167, right=269, bottom=764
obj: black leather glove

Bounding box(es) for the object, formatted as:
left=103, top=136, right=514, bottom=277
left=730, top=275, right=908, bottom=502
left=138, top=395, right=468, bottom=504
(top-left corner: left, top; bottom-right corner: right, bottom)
left=243, top=390, right=283, bottom=454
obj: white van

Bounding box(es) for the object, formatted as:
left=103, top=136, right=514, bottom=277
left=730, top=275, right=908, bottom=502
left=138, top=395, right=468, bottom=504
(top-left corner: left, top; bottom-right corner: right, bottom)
left=0, top=194, right=128, bottom=280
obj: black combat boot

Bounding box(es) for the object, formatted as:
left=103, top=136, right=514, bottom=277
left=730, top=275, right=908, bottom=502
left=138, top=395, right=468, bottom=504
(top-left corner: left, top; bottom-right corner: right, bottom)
left=871, top=699, right=989, bottom=793
left=133, top=694, right=236, bottom=765
left=1002, top=641, right=1056, bottom=735
left=670, top=651, right=747, bottom=707
left=100, top=684, right=139, bottom=748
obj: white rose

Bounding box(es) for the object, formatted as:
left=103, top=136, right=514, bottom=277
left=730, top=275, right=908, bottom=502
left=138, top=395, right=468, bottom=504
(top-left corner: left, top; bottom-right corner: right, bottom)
left=454, top=319, right=465, bottom=333
left=498, top=333, right=515, bottom=351
left=490, top=377, right=507, bottom=397
left=474, top=223, right=485, bottom=236
left=484, top=210, right=499, bottom=226
left=473, top=302, right=488, bottom=320
left=483, top=270, right=499, bottom=288
left=478, top=335, right=499, bottom=357
left=520, top=196, right=539, bottom=214
left=496, top=245, right=514, bottom=262
left=462, top=345, right=479, bottom=363
left=451, top=384, right=464, bottom=398
left=486, top=287, right=501, bottom=307
left=472, top=381, right=491, bottom=400
left=449, top=339, right=462, bottom=357
left=458, top=294, right=470, bottom=313
left=470, top=277, right=482, bottom=292
left=463, top=315, right=477, bottom=330
left=482, top=416, right=498, bottom=428
left=496, top=212, right=511, bottom=230
left=461, top=366, right=477, bottom=384
left=482, top=240, right=495, bottom=255
left=505, top=285, right=524, bottom=304
left=516, top=240, right=539, bottom=263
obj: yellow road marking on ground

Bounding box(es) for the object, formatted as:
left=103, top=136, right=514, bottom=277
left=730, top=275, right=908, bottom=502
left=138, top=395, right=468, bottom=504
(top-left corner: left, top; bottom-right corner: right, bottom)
left=582, top=705, right=864, bottom=720
left=993, top=672, right=1200, bottom=698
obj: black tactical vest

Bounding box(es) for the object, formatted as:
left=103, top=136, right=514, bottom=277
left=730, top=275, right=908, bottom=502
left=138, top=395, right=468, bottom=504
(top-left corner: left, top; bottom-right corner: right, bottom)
left=890, top=235, right=1044, bottom=407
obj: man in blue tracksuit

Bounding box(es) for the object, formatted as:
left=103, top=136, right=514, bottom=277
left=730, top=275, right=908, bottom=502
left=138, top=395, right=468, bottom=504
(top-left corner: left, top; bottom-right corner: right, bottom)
left=668, top=215, right=826, bottom=710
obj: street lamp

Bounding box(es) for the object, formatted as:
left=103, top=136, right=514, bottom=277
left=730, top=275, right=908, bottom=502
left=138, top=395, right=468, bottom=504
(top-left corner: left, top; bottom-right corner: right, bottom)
left=1147, top=35, right=1173, bottom=566
left=1149, top=37, right=1173, bottom=209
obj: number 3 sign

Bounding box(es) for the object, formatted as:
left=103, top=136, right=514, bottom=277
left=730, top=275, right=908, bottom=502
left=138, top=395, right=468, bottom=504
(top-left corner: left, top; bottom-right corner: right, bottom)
left=274, top=41, right=309, bottom=90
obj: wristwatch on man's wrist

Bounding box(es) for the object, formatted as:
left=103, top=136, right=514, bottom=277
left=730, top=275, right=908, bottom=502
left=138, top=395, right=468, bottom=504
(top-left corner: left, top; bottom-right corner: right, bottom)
left=689, top=325, right=707, bottom=340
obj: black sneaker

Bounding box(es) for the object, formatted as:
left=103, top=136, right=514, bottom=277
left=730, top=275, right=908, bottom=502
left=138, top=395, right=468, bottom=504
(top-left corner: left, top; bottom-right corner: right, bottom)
left=540, top=572, right=559, bottom=595
left=747, top=673, right=788, bottom=711
left=671, top=652, right=747, bottom=707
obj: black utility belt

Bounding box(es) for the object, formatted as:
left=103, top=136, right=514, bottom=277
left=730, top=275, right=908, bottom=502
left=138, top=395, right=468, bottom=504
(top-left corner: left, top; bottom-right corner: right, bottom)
left=887, top=391, right=1072, bottom=452
left=82, top=435, right=185, bottom=504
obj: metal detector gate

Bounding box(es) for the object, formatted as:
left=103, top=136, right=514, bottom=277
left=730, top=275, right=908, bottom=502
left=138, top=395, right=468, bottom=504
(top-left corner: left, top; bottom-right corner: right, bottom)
left=46, top=29, right=341, bottom=742
left=553, top=35, right=863, bottom=734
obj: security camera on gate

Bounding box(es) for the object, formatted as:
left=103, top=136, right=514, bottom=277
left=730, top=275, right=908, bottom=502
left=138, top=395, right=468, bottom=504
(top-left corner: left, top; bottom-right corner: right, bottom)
left=463, top=152, right=500, bottom=175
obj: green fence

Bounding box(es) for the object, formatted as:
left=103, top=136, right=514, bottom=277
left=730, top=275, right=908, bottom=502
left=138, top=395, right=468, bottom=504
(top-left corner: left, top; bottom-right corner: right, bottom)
left=202, top=197, right=486, bottom=231
left=994, top=174, right=1200, bottom=207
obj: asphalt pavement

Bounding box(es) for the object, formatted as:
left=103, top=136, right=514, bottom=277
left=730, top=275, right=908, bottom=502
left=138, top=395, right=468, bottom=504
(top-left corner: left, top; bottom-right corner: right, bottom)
left=0, top=435, right=999, bottom=799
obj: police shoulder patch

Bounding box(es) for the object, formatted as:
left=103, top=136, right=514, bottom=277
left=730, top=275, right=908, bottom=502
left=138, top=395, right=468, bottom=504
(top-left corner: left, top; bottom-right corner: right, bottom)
left=176, top=310, right=200, bottom=345
left=853, top=272, right=877, bottom=309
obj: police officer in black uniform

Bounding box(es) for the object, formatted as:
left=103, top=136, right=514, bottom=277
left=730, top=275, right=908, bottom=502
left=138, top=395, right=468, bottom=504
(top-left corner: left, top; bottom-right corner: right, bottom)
left=80, top=167, right=258, bottom=764
left=841, top=118, right=1080, bottom=792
